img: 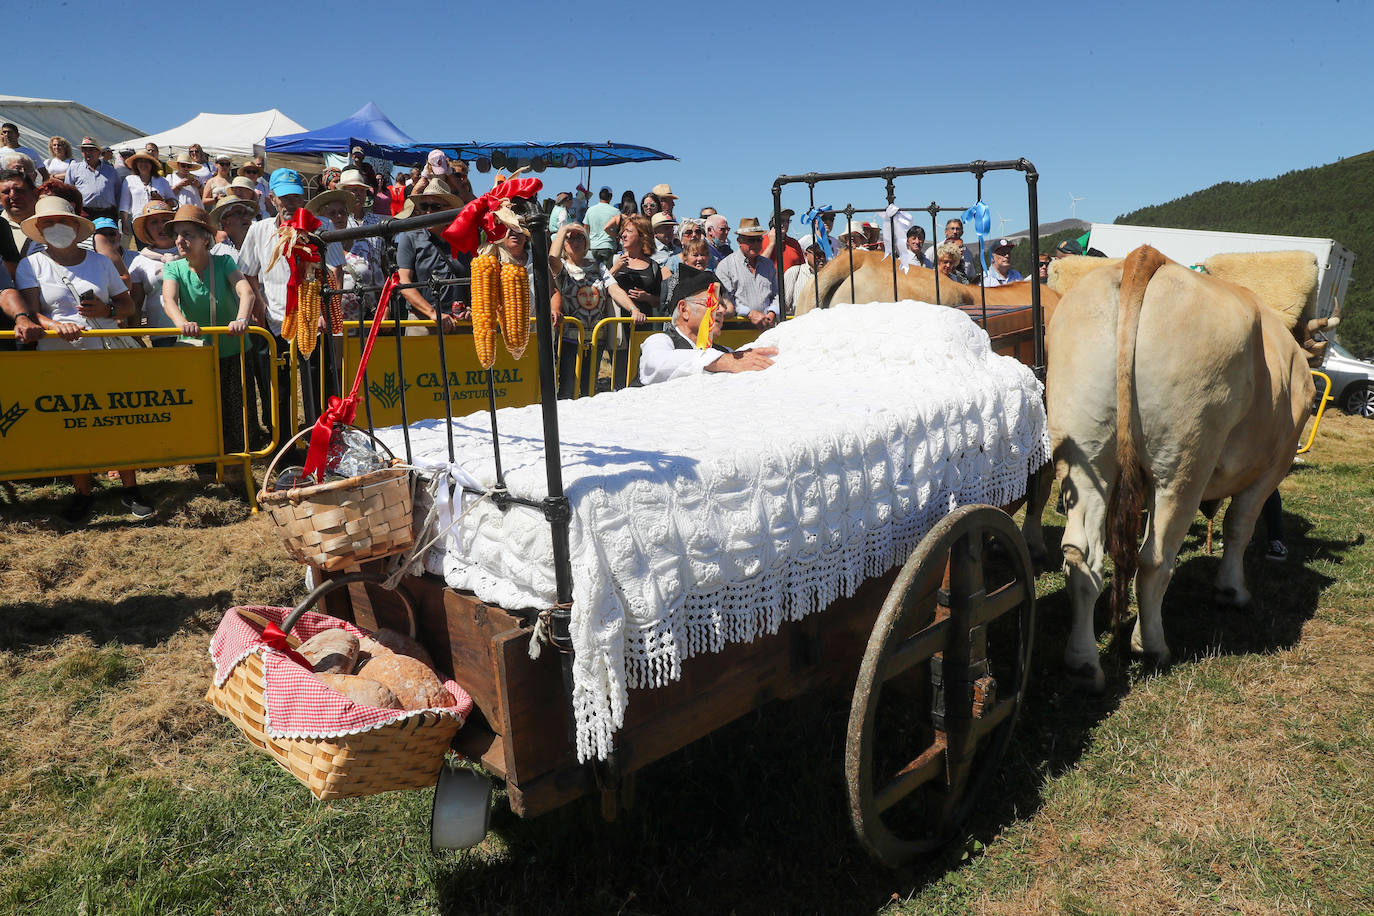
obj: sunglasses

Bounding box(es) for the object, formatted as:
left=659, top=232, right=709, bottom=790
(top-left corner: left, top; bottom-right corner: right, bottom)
left=414, top=202, right=446, bottom=213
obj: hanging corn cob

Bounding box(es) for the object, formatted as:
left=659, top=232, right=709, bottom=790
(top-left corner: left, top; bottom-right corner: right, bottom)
left=500, top=261, right=530, bottom=360
left=470, top=251, right=501, bottom=369
left=295, top=266, right=323, bottom=357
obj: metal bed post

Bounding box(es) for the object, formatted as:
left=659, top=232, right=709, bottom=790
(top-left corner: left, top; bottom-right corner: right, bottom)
left=930, top=203, right=942, bottom=305
left=771, top=184, right=786, bottom=316
left=845, top=205, right=856, bottom=304
left=1023, top=161, right=1046, bottom=377
left=516, top=199, right=577, bottom=660
left=885, top=170, right=899, bottom=302
left=975, top=165, right=988, bottom=329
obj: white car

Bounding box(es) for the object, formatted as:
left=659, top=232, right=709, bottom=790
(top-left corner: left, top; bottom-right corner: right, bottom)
left=1320, top=342, right=1374, bottom=418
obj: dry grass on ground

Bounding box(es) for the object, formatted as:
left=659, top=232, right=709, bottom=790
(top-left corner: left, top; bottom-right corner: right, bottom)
left=1, top=417, right=1372, bottom=915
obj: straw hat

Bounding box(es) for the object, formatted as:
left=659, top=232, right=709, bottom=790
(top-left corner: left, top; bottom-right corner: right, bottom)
left=132, top=199, right=177, bottom=246
left=126, top=151, right=161, bottom=171
left=395, top=179, right=464, bottom=219
left=23, top=195, right=95, bottom=245
left=166, top=204, right=215, bottom=239
left=651, top=183, right=678, bottom=200
left=305, top=188, right=355, bottom=217
left=208, top=195, right=257, bottom=229
left=337, top=168, right=371, bottom=189
left=735, top=217, right=766, bottom=236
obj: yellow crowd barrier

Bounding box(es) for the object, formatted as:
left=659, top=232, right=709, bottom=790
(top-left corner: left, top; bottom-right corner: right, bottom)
left=327, top=319, right=593, bottom=425
left=0, top=327, right=280, bottom=508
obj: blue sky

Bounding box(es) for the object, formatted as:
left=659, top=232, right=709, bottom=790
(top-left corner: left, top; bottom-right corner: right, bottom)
left=9, top=0, right=1371, bottom=235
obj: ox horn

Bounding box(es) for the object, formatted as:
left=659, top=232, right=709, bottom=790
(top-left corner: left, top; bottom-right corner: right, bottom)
left=1307, top=316, right=1341, bottom=335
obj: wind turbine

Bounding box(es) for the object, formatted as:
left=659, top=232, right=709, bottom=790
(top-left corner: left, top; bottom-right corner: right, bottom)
left=996, top=211, right=1011, bottom=236
left=1068, top=193, right=1084, bottom=220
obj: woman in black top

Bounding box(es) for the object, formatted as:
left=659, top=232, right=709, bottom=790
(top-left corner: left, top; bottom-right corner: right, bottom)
left=611, top=214, right=662, bottom=316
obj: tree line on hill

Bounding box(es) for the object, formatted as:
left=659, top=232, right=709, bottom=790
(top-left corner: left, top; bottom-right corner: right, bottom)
left=1012, top=152, right=1374, bottom=358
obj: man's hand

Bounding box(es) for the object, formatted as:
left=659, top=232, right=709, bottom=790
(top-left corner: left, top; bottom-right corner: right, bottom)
left=707, top=345, right=778, bottom=374
left=747, top=309, right=777, bottom=328
left=14, top=314, right=44, bottom=344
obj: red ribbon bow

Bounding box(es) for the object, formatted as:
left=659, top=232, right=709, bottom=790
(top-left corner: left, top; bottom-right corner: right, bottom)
left=282, top=208, right=322, bottom=319
left=301, top=273, right=400, bottom=481
left=260, top=621, right=314, bottom=670
left=440, top=176, right=543, bottom=256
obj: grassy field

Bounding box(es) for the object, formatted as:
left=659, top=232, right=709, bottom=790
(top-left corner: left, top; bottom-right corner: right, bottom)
left=1, top=415, right=1372, bottom=915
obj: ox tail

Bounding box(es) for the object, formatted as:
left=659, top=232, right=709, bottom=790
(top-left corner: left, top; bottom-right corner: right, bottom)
left=1107, top=245, right=1170, bottom=642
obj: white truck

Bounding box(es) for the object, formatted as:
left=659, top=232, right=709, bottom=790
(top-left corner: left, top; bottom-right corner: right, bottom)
left=1086, top=223, right=1354, bottom=323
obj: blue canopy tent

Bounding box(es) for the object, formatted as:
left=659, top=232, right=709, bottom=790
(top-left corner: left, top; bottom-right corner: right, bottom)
left=356, top=139, right=676, bottom=192
left=357, top=140, right=674, bottom=168
left=265, top=102, right=415, bottom=156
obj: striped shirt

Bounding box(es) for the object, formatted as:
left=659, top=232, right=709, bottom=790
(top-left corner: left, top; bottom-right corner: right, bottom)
left=236, top=217, right=292, bottom=335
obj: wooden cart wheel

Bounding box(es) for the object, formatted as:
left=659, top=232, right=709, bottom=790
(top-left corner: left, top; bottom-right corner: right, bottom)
left=845, top=504, right=1036, bottom=867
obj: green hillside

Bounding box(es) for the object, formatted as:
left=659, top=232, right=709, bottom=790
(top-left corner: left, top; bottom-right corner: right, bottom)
left=1117, top=152, right=1374, bottom=356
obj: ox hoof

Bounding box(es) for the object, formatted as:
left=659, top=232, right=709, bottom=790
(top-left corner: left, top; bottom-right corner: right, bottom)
left=1065, top=664, right=1107, bottom=694
left=1215, top=587, right=1252, bottom=610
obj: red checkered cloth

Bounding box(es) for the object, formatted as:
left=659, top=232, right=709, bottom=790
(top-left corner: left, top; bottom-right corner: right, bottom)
left=210, top=605, right=474, bottom=739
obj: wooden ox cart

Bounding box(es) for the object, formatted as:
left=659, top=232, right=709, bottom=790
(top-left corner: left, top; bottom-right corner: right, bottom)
left=305, top=160, right=1052, bottom=868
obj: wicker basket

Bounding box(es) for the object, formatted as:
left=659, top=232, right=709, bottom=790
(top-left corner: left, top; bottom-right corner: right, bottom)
left=206, top=574, right=463, bottom=800
left=257, top=426, right=415, bottom=572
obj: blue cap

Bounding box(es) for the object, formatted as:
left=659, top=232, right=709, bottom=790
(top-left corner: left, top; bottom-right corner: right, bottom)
left=92, top=217, right=119, bottom=233
left=269, top=168, right=305, bottom=197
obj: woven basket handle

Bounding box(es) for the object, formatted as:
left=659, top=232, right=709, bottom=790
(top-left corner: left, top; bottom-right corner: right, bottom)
left=280, top=572, right=418, bottom=639
left=263, top=424, right=402, bottom=493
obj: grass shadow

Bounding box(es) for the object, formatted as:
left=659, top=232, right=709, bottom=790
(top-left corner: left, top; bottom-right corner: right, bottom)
left=0, top=592, right=232, bottom=653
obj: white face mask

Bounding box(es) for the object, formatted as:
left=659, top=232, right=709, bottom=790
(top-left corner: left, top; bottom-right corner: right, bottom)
left=42, top=224, right=78, bottom=248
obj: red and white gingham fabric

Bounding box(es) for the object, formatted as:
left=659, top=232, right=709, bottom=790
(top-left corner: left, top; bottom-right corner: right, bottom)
left=210, top=604, right=474, bottom=739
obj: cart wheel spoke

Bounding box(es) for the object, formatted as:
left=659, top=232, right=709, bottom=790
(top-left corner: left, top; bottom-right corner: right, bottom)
left=846, top=505, right=1036, bottom=868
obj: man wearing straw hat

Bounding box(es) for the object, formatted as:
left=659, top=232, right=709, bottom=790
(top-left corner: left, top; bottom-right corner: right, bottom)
left=714, top=217, right=779, bottom=329
left=307, top=184, right=379, bottom=324
left=67, top=137, right=120, bottom=221
left=394, top=179, right=468, bottom=335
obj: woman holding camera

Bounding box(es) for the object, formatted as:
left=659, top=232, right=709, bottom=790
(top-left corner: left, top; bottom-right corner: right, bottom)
left=14, top=195, right=150, bottom=524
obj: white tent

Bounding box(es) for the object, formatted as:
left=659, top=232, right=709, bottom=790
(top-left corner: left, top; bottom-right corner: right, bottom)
left=0, top=95, right=143, bottom=158
left=115, top=109, right=319, bottom=173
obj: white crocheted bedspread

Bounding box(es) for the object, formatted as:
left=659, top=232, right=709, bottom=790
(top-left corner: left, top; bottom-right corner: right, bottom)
left=374, top=301, right=1049, bottom=762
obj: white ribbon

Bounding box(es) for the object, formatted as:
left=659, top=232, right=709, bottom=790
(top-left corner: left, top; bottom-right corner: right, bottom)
left=881, top=205, right=916, bottom=273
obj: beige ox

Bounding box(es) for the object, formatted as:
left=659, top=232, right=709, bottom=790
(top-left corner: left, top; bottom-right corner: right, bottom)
left=1048, top=245, right=1315, bottom=689
left=793, top=249, right=1060, bottom=316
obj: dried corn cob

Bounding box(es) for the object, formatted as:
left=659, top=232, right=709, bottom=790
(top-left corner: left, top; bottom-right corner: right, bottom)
left=500, top=262, right=530, bottom=360
left=470, top=252, right=501, bottom=369
left=326, top=283, right=344, bottom=332
left=296, top=273, right=322, bottom=357
left=281, top=309, right=297, bottom=341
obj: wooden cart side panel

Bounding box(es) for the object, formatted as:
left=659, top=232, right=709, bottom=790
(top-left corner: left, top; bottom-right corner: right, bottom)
left=500, top=568, right=905, bottom=818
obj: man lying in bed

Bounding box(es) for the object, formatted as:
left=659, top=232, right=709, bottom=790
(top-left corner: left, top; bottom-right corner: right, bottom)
left=638, top=265, right=779, bottom=385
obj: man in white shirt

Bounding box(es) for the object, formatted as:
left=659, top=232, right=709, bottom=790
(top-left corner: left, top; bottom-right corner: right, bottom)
left=714, top=218, right=778, bottom=328
left=237, top=168, right=315, bottom=445
left=638, top=267, right=777, bottom=385
left=0, top=123, right=48, bottom=182
left=982, top=238, right=1024, bottom=286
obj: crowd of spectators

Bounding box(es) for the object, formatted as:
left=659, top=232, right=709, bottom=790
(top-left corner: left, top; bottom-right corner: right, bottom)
left=0, top=131, right=1054, bottom=523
